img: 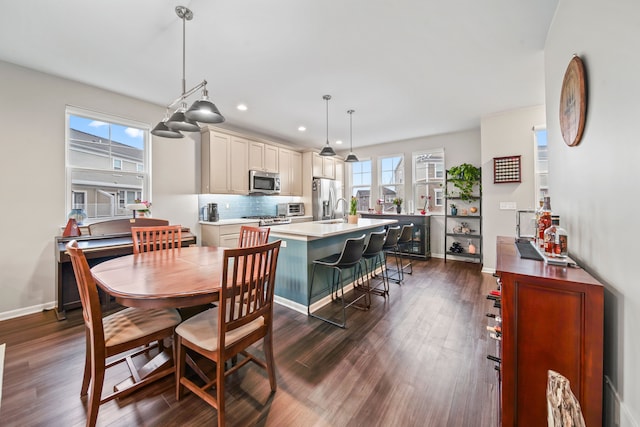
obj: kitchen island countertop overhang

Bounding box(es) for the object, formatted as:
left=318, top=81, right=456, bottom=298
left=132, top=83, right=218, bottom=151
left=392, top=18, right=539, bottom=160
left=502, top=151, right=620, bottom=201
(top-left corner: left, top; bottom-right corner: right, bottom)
left=268, top=218, right=399, bottom=240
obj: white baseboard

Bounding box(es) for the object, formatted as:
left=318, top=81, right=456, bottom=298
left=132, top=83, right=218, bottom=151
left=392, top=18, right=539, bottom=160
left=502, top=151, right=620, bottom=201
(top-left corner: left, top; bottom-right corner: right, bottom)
left=605, top=375, right=639, bottom=427
left=0, top=301, right=56, bottom=322
left=0, top=343, right=5, bottom=408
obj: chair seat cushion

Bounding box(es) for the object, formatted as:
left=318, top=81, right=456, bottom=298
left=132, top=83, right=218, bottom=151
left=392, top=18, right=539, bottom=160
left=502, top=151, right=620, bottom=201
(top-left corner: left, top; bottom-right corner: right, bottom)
left=104, top=307, right=181, bottom=347
left=176, top=307, right=264, bottom=352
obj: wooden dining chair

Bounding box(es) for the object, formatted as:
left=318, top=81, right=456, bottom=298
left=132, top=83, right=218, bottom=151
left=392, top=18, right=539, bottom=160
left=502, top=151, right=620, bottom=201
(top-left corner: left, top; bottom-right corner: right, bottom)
left=66, top=241, right=182, bottom=427
left=131, top=225, right=182, bottom=254
left=175, top=240, right=282, bottom=427
left=237, top=225, right=270, bottom=247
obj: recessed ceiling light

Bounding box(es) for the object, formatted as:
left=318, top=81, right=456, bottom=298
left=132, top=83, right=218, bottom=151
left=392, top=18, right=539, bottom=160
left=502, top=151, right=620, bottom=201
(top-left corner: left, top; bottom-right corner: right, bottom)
left=237, top=104, right=248, bottom=111
left=298, top=126, right=306, bottom=132
left=336, top=140, right=343, bottom=145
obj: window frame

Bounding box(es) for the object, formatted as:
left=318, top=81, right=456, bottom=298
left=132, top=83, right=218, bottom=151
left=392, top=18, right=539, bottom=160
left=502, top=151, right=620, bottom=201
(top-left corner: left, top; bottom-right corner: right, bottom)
left=378, top=154, right=404, bottom=212
left=533, top=126, right=548, bottom=204
left=349, top=158, right=372, bottom=211
left=412, top=149, right=445, bottom=213
left=65, top=106, right=151, bottom=223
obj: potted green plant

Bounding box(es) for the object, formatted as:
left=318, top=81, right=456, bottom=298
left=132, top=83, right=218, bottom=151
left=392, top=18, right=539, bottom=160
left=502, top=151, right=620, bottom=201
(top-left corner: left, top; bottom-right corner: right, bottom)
left=447, top=163, right=481, bottom=202
left=450, top=203, right=458, bottom=216
left=348, top=196, right=358, bottom=224
left=393, top=198, right=403, bottom=214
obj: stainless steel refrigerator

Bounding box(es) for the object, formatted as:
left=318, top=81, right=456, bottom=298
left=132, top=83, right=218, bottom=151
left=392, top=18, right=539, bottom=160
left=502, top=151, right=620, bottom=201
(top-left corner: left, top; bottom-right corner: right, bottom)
left=312, top=178, right=343, bottom=221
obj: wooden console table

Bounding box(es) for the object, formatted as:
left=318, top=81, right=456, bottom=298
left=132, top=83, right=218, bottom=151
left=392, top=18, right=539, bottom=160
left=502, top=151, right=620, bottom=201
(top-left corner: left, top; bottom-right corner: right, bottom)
left=54, top=218, right=196, bottom=320
left=495, top=236, right=603, bottom=426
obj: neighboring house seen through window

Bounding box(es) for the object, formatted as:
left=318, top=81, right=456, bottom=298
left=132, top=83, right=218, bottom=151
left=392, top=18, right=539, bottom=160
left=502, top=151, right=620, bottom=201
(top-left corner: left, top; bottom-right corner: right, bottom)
left=412, top=149, right=445, bottom=213
left=66, top=107, right=150, bottom=221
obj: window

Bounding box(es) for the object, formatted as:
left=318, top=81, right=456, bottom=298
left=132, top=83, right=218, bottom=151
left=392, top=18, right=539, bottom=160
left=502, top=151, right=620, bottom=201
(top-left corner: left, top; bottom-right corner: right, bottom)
left=412, top=149, right=444, bottom=212
left=379, top=155, right=404, bottom=212
left=533, top=127, right=548, bottom=203
left=350, top=160, right=372, bottom=211
left=66, top=107, right=150, bottom=222
left=71, top=191, right=87, bottom=211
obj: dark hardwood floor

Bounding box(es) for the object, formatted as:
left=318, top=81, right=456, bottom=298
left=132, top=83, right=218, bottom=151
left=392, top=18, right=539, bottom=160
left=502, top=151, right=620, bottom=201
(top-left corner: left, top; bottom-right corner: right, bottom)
left=0, top=258, right=498, bottom=426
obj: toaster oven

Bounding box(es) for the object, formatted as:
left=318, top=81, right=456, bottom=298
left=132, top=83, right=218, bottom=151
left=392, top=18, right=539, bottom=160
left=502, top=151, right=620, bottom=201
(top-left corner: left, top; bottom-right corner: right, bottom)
left=277, top=203, right=305, bottom=217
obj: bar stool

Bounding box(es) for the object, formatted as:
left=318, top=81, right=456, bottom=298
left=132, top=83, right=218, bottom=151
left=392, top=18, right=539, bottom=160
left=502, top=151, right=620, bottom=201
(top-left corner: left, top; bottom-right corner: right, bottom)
left=307, top=235, right=367, bottom=328
left=360, top=230, right=389, bottom=297
left=382, top=226, right=402, bottom=284
left=396, top=223, right=415, bottom=280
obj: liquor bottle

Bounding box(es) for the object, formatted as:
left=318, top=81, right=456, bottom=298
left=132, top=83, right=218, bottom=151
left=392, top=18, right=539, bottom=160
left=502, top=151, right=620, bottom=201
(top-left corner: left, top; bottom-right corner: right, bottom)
left=553, top=220, right=568, bottom=258
left=537, top=196, right=552, bottom=248
left=543, top=216, right=560, bottom=256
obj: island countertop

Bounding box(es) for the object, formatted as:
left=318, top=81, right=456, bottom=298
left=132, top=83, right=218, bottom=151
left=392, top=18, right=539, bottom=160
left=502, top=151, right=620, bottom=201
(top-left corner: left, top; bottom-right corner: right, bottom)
left=269, top=218, right=397, bottom=241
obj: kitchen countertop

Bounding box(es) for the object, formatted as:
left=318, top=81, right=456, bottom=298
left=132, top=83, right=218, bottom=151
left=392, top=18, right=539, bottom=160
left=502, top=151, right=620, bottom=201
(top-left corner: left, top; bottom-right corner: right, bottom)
left=199, top=218, right=262, bottom=226
left=269, top=218, right=397, bottom=241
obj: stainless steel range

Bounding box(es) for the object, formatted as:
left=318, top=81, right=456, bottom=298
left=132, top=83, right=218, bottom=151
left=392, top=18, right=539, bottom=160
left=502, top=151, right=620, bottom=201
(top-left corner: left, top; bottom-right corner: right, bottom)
left=242, top=215, right=291, bottom=226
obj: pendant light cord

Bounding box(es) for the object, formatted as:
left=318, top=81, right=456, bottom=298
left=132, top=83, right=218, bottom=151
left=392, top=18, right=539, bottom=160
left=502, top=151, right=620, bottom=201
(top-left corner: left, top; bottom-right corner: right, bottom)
left=325, top=96, right=329, bottom=144
left=182, top=12, right=186, bottom=95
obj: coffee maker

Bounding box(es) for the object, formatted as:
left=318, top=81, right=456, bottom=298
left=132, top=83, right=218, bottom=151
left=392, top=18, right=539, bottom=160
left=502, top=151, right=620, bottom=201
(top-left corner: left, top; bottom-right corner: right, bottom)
left=206, top=203, right=219, bottom=222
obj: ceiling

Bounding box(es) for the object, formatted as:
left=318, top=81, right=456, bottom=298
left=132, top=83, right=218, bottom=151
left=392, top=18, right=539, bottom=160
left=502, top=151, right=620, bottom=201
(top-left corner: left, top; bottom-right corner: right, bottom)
left=0, top=0, right=558, bottom=150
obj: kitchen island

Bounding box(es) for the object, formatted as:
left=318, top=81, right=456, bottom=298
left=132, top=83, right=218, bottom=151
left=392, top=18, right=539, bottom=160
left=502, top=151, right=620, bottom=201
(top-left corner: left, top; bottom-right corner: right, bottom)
left=268, top=218, right=397, bottom=313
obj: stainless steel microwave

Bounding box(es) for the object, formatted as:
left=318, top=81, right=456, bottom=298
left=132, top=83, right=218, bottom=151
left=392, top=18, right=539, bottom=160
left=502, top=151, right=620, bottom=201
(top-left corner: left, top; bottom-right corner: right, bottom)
left=249, top=170, right=281, bottom=194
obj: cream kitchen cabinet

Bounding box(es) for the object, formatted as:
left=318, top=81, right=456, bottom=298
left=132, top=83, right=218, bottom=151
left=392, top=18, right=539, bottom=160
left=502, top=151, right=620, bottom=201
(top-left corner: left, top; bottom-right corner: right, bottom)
left=248, top=141, right=278, bottom=173
left=201, top=129, right=248, bottom=194
left=312, top=152, right=335, bottom=179
left=201, top=222, right=259, bottom=247
left=278, top=148, right=302, bottom=196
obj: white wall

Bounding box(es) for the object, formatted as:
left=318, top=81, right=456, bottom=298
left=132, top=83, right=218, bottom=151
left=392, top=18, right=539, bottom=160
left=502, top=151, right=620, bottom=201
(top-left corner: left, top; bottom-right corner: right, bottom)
left=480, top=105, right=546, bottom=272
left=545, top=0, right=640, bottom=425
left=0, top=60, right=199, bottom=319
left=340, top=129, right=481, bottom=257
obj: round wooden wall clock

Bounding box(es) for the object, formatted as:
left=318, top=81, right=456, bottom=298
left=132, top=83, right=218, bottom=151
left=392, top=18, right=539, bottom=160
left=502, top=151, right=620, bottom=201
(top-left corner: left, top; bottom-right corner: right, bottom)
left=559, top=55, right=587, bottom=146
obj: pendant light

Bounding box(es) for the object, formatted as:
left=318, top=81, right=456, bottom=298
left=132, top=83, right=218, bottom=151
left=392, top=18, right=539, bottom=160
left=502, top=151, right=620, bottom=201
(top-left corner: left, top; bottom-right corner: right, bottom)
left=319, top=95, right=336, bottom=156
left=344, top=109, right=359, bottom=162
left=151, top=6, right=225, bottom=138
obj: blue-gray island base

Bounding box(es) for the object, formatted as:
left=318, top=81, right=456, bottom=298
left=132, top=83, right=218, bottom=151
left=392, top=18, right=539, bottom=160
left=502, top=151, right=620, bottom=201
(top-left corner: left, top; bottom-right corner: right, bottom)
left=268, top=218, right=397, bottom=312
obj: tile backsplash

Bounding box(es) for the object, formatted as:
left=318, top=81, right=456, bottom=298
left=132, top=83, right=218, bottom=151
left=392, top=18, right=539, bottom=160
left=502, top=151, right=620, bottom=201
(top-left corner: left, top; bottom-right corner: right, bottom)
left=198, top=194, right=303, bottom=220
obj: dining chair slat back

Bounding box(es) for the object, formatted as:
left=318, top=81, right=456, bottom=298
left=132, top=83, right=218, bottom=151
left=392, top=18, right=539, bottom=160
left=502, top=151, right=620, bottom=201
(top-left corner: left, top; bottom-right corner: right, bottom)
left=131, top=225, right=182, bottom=254
left=237, top=225, right=270, bottom=248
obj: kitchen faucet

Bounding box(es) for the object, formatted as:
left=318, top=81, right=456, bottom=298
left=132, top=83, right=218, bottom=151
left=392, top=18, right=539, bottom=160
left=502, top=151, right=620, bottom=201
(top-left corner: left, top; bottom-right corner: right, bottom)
left=334, top=198, right=348, bottom=220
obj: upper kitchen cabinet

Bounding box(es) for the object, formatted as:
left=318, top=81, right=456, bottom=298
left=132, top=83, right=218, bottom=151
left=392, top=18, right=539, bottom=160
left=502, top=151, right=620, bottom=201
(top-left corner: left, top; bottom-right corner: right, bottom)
left=312, top=152, right=336, bottom=179
left=201, top=129, right=248, bottom=194
left=248, top=141, right=279, bottom=173
left=279, top=148, right=302, bottom=196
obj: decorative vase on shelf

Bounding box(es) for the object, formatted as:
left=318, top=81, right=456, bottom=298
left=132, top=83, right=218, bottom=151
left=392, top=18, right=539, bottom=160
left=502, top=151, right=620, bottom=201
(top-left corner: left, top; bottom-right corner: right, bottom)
left=451, top=207, right=458, bottom=216
left=396, top=205, right=402, bottom=214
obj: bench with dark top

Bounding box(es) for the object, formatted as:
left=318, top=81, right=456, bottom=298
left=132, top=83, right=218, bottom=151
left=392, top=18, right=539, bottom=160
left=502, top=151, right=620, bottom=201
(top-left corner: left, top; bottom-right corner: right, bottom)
left=55, top=218, right=196, bottom=320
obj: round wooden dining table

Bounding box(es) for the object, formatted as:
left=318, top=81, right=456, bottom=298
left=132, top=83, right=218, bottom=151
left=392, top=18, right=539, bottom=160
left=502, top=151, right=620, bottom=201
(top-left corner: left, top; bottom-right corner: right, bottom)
left=91, top=246, right=226, bottom=309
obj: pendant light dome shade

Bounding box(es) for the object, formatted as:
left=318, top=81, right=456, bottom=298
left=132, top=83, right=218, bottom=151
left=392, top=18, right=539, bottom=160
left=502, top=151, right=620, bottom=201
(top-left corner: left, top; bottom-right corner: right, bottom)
left=151, top=121, right=184, bottom=138
left=166, top=103, right=201, bottom=131
left=320, top=144, right=336, bottom=156
left=345, top=153, right=359, bottom=162
left=319, top=94, right=336, bottom=156
left=185, top=87, right=225, bottom=123
left=344, top=109, right=359, bottom=162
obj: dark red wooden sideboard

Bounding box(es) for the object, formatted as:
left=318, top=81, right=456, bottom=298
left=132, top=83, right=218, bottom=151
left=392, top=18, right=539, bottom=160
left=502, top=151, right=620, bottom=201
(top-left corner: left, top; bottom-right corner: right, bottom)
left=495, top=236, right=603, bottom=426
